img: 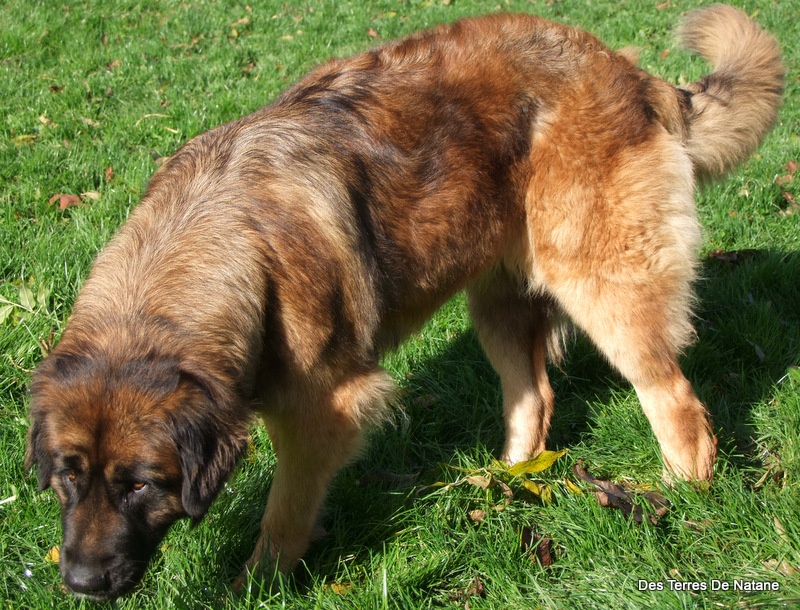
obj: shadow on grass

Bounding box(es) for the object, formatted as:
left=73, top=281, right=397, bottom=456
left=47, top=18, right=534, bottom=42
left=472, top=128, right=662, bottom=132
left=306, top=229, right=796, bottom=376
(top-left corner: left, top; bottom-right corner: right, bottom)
left=186, top=249, right=799, bottom=598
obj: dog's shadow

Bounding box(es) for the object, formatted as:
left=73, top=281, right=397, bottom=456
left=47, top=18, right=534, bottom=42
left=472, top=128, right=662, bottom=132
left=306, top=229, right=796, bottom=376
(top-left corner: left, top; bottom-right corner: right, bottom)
left=195, top=248, right=800, bottom=597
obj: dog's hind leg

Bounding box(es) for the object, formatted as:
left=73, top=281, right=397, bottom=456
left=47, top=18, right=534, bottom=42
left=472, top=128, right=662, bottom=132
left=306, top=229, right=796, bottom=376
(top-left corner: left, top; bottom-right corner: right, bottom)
left=544, top=275, right=717, bottom=482
left=467, top=268, right=558, bottom=465
left=526, top=137, right=717, bottom=481
left=246, top=369, right=394, bottom=578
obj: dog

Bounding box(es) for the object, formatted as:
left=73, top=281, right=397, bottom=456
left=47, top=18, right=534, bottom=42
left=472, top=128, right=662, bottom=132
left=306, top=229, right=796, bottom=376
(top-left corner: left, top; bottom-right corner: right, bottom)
left=26, top=4, right=783, bottom=599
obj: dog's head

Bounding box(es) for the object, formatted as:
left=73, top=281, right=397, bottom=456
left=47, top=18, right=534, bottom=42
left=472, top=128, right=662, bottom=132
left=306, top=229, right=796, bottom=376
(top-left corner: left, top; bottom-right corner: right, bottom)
left=26, top=347, right=249, bottom=600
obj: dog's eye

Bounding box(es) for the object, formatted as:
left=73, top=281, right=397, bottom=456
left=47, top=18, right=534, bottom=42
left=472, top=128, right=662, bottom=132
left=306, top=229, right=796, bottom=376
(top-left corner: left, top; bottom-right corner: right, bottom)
left=131, top=482, right=147, bottom=493
left=63, top=471, right=77, bottom=484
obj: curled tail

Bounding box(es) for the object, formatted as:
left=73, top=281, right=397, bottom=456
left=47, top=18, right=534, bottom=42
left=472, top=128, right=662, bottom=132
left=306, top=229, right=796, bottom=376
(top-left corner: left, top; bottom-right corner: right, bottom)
left=674, top=4, right=784, bottom=179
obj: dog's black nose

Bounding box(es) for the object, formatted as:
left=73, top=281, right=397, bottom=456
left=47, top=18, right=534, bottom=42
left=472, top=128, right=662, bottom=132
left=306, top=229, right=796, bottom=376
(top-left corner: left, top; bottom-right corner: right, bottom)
left=63, top=564, right=111, bottom=595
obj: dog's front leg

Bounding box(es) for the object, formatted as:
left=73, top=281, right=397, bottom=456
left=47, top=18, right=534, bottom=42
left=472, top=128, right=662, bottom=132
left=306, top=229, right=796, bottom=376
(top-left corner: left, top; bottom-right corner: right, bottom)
left=242, top=370, right=393, bottom=583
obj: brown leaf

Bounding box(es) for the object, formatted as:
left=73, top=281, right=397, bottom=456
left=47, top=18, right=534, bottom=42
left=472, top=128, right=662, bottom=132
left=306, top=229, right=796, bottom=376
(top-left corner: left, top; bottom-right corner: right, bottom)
left=494, top=479, right=514, bottom=510
left=466, top=475, right=493, bottom=490
left=447, top=575, right=485, bottom=603
left=521, top=527, right=554, bottom=567
left=367, top=28, right=379, bottom=38
left=105, top=165, right=114, bottom=183
left=763, top=559, right=798, bottom=577
left=779, top=191, right=800, bottom=216
left=468, top=509, right=487, bottom=522
left=573, top=461, right=670, bottom=525
left=707, top=248, right=759, bottom=265
left=48, top=193, right=82, bottom=210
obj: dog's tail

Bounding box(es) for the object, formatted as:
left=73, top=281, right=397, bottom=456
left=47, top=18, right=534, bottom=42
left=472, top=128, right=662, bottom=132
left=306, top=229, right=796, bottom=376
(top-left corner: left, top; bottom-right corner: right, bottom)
left=673, top=4, right=784, bottom=180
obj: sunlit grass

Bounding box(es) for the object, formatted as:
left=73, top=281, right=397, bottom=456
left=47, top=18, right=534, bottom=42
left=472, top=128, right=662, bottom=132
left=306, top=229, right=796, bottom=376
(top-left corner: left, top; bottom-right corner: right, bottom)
left=1, top=0, right=798, bottom=607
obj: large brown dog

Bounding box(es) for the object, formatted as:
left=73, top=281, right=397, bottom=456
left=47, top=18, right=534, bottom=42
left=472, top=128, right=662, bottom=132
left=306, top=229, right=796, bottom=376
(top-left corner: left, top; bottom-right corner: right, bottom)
left=26, top=5, right=783, bottom=599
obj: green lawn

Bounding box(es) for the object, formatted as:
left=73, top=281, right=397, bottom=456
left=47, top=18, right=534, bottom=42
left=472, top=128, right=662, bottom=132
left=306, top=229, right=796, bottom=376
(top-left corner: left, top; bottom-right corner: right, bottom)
left=2, top=0, right=799, bottom=608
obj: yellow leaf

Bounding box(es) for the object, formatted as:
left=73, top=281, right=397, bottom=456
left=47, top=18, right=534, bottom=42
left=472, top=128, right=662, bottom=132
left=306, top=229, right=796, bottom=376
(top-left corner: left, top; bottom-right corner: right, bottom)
left=324, top=582, right=352, bottom=595
left=13, top=134, right=37, bottom=146
left=45, top=546, right=60, bottom=563
left=507, top=450, right=568, bottom=477
left=490, top=459, right=510, bottom=472
left=564, top=478, right=583, bottom=495
left=522, top=479, right=543, bottom=496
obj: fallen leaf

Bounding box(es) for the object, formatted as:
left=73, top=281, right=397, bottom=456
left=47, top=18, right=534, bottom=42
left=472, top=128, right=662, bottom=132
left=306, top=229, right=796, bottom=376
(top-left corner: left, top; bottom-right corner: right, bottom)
left=468, top=509, right=486, bottom=522
left=105, top=165, right=114, bottom=182
left=521, top=479, right=543, bottom=495
left=508, top=449, right=568, bottom=476
left=573, top=461, right=670, bottom=525
left=682, top=519, right=713, bottom=532
left=779, top=191, right=800, bottom=216
left=13, top=134, right=37, bottom=146
left=48, top=193, right=82, bottom=210
left=707, top=248, right=759, bottom=265
left=45, top=546, right=60, bottom=563
left=466, top=474, right=493, bottom=490
left=323, top=581, right=352, bottom=595
left=521, top=527, right=554, bottom=567
left=494, top=479, right=514, bottom=510
left=367, top=28, right=379, bottom=38
left=563, top=478, right=583, bottom=495
left=81, top=116, right=100, bottom=127
left=447, top=575, right=485, bottom=604
left=81, top=191, right=101, bottom=201
left=763, top=559, right=798, bottom=577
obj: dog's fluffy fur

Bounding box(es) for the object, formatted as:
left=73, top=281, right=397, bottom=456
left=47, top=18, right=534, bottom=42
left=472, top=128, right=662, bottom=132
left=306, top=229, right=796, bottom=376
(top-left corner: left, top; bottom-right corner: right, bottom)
left=26, top=5, right=783, bottom=599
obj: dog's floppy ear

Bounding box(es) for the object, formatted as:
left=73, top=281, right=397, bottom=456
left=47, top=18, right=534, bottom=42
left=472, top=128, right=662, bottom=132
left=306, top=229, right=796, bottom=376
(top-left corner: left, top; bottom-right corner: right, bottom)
left=168, top=371, right=250, bottom=521
left=25, top=353, right=85, bottom=491
left=25, top=416, right=53, bottom=491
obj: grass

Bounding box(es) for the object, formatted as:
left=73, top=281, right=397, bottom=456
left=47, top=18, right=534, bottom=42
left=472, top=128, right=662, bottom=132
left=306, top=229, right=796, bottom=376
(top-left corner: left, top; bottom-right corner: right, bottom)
left=1, top=0, right=799, bottom=607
